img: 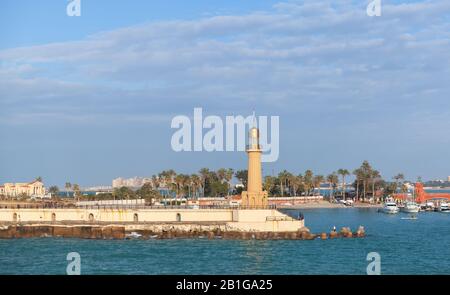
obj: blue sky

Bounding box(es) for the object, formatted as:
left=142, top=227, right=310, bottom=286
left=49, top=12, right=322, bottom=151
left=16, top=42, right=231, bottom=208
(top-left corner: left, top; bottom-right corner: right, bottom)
left=1, top=0, right=450, bottom=187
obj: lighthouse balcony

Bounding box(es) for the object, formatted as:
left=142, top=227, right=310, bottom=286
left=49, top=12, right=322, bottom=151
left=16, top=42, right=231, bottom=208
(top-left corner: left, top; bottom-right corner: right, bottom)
left=246, top=144, right=262, bottom=150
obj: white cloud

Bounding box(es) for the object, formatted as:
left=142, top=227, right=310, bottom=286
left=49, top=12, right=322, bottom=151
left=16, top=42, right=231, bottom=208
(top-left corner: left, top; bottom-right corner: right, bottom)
left=0, top=0, right=449, bottom=126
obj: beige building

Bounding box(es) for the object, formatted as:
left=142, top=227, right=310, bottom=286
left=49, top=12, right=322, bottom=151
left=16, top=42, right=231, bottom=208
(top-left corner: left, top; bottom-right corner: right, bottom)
left=0, top=180, right=45, bottom=198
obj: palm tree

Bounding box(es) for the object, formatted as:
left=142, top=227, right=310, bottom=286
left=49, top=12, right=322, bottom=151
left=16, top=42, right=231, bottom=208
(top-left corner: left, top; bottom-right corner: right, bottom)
left=199, top=168, right=210, bottom=197
left=151, top=175, right=160, bottom=189
left=371, top=170, right=381, bottom=203
left=65, top=182, right=72, bottom=198
left=393, top=173, right=405, bottom=196
left=337, top=169, right=350, bottom=199
left=48, top=186, right=59, bottom=199
left=304, top=170, right=314, bottom=196
left=360, top=161, right=373, bottom=201
left=313, top=175, right=324, bottom=196
left=224, top=168, right=234, bottom=195
left=217, top=168, right=226, bottom=183
left=327, top=173, right=339, bottom=201
left=72, top=184, right=80, bottom=202
left=234, top=170, right=248, bottom=190
left=190, top=174, right=201, bottom=199
left=174, top=174, right=184, bottom=196
left=264, top=176, right=277, bottom=196
left=353, top=169, right=363, bottom=201
left=289, top=174, right=301, bottom=197
left=278, top=170, right=290, bottom=197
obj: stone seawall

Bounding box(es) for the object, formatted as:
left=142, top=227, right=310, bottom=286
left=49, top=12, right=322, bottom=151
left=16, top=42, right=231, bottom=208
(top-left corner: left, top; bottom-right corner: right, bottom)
left=0, top=224, right=365, bottom=240
left=0, top=225, right=125, bottom=239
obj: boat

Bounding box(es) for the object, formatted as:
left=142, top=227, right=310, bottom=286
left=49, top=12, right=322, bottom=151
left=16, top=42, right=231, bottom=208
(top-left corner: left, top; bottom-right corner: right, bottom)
left=400, top=201, right=420, bottom=214
left=382, top=199, right=399, bottom=214
left=425, top=201, right=435, bottom=211
left=438, top=202, right=449, bottom=213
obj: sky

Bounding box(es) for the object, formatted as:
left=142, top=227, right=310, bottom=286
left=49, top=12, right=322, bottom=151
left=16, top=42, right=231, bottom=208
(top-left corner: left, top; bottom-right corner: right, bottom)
left=1, top=0, right=450, bottom=187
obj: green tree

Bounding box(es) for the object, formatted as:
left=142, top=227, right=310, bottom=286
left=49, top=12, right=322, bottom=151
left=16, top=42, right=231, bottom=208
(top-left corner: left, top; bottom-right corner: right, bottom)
left=235, top=170, right=248, bottom=190
left=137, top=183, right=161, bottom=205
left=113, top=186, right=135, bottom=200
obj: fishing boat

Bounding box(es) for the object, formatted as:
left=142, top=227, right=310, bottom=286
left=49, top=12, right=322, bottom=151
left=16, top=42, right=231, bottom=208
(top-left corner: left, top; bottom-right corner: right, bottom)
left=382, top=199, right=399, bottom=214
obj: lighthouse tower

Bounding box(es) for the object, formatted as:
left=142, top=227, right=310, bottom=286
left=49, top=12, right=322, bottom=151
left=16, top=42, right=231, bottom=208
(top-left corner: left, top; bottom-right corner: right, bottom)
left=241, top=115, right=268, bottom=208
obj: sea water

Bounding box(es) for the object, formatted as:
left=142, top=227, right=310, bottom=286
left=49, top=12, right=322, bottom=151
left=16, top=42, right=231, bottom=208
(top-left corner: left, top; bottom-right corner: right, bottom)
left=0, top=208, right=448, bottom=274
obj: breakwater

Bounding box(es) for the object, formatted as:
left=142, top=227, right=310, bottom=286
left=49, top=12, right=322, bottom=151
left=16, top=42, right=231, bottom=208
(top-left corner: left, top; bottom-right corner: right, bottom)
left=0, top=224, right=365, bottom=240
left=0, top=208, right=305, bottom=232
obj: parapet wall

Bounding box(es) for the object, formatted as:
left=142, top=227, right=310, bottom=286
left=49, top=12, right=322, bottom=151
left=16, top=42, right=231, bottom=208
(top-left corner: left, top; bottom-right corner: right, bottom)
left=0, top=208, right=304, bottom=232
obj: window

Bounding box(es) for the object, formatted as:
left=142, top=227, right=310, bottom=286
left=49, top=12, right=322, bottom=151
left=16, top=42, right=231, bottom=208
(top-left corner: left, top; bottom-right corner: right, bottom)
left=134, top=213, right=138, bottom=222
left=176, top=213, right=181, bottom=222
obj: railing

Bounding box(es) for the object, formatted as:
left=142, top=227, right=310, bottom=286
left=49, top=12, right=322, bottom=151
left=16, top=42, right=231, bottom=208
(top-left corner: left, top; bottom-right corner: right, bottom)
left=246, top=144, right=262, bottom=150
left=266, top=216, right=294, bottom=221
left=0, top=204, right=278, bottom=210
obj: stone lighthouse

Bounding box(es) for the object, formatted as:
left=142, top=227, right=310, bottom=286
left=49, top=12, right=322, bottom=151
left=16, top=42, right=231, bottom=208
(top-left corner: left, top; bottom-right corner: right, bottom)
left=241, top=116, right=268, bottom=208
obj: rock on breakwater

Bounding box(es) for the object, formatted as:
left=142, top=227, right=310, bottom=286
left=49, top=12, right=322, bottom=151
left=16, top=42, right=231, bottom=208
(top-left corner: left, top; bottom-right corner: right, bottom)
left=0, top=224, right=365, bottom=240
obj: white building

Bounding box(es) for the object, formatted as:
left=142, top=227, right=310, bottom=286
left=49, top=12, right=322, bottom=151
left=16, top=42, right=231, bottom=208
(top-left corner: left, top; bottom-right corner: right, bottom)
left=112, top=177, right=152, bottom=188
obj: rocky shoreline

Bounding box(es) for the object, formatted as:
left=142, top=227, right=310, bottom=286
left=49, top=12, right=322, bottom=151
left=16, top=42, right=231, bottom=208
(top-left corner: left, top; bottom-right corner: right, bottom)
left=0, top=224, right=365, bottom=240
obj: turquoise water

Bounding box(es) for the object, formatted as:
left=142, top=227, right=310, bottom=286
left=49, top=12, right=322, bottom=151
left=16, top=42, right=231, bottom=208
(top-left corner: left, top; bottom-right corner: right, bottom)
left=0, top=208, right=449, bottom=274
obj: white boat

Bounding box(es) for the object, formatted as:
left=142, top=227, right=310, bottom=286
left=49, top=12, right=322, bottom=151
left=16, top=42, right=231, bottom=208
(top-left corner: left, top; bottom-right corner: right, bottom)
left=438, top=202, right=449, bottom=213
left=400, top=201, right=420, bottom=214
left=425, top=201, right=435, bottom=211
left=382, top=201, right=399, bottom=214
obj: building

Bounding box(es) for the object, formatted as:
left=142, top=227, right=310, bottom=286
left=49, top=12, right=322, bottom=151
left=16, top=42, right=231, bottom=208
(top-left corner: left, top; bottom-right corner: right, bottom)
left=241, top=122, right=268, bottom=208
left=112, top=177, right=152, bottom=188
left=447, top=176, right=450, bottom=182
left=0, top=180, right=46, bottom=198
